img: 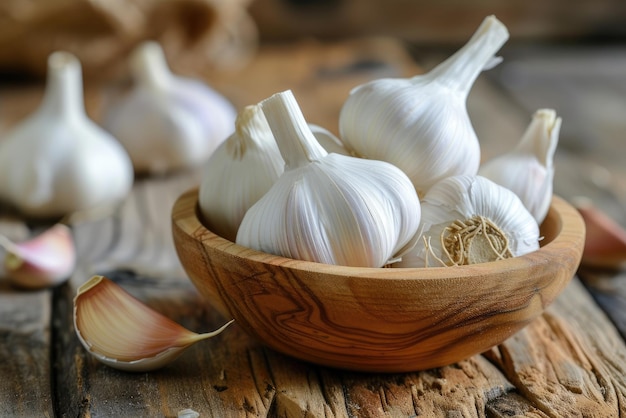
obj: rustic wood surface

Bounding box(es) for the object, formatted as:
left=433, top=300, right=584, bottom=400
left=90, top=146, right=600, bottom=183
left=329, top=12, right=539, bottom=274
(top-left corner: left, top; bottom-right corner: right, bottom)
left=1, top=37, right=626, bottom=417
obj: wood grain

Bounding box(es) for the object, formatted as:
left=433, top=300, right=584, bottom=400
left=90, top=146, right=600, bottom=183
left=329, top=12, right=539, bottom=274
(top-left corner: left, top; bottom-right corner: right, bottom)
left=172, top=190, right=585, bottom=372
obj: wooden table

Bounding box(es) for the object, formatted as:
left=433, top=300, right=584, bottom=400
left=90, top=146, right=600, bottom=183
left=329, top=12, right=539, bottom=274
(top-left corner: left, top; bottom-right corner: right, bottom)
left=1, top=37, right=626, bottom=417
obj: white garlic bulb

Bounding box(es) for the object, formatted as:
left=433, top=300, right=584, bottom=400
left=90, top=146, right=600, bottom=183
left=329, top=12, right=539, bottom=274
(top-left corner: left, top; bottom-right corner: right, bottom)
left=236, top=90, right=421, bottom=268
left=479, top=109, right=561, bottom=224
left=308, top=124, right=350, bottom=155
left=199, top=104, right=284, bottom=242
left=338, top=15, right=509, bottom=196
left=103, top=41, right=237, bottom=174
left=0, top=52, right=134, bottom=218
left=396, top=175, right=539, bottom=268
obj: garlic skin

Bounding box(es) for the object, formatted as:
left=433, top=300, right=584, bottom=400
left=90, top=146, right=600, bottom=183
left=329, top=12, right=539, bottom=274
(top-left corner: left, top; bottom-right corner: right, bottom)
left=338, top=15, right=509, bottom=196
left=0, top=223, right=75, bottom=289
left=308, top=124, right=350, bottom=156
left=396, top=175, right=539, bottom=268
left=479, top=109, right=561, bottom=224
left=73, top=275, right=233, bottom=372
left=103, top=41, right=237, bottom=174
left=0, top=52, right=134, bottom=218
left=574, top=197, right=626, bottom=268
left=199, top=104, right=284, bottom=242
left=236, top=90, right=421, bottom=268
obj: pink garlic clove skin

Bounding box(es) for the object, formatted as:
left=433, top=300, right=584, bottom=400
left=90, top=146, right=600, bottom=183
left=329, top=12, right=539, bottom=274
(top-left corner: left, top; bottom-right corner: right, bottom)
left=74, top=275, right=234, bottom=372
left=1, top=223, right=76, bottom=289
left=575, top=200, right=626, bottom=269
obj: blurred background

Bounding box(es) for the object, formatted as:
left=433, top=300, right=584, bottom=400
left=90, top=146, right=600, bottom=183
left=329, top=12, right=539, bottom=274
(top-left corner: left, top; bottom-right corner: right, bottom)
left=1, top=0, right=625, bottom=80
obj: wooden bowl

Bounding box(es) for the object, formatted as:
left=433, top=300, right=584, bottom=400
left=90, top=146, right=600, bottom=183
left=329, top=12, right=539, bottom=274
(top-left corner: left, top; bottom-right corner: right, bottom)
left=172, top=189, right=585, bottom=372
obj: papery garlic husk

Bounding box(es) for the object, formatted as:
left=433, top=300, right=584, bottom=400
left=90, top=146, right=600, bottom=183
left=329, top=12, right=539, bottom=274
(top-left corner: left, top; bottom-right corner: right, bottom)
left=199, top=104, right=284, bottom=242
left=0, top=52, right=134, bottom=218
left=103, top=41, right=237, bottom=174
left=574, top=197, right=626, bottom=268
left=395, top=175, right=539, bottom=268
left=0, top=223, right=76, bottom=289
left=236, top=90, right=421, bottom=268
left=479, top=109, right=561, bottom=224
left=338, top=15, right=509, bottom=196
left=74, top=275, right=233, bottom=372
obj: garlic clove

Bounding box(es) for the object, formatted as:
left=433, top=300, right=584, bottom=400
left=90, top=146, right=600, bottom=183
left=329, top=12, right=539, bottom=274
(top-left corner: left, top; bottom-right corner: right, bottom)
left=395, top=175, right=539, bottom=268
left=103, top=41, right=237, bottom=174
left=236, top=90, right=421, bottom=268
left=73, top=275, right=233, bottom=372
left=338, top=15, right=509, bottom=196
left=199, top=104, right=284, bottom=242
left=574, top=198, right=626, bottom=269
left=0, top=51, right=134, bottom=218
left=479, top=109, right=561, bottom=224
left=0, top=223, right=76, bottom=289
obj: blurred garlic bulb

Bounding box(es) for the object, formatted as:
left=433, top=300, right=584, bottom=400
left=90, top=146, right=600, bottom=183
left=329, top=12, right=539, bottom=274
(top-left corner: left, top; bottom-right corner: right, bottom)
left=236, top=90, right=421, bottom=268
left=339, top=15, right=509, bottom=196
left=199, top=104, right=284, bottom=242
left=396, top=175, right=539, bottom=268
left=0, top=52, right=133, bottom=218
left=74, top=275, right=233, bottom=372
left=0, top=223, right=75, bottom=289
left=479, top=109, right=561, bottom=224
left=103, top=41, right=237, bottom=174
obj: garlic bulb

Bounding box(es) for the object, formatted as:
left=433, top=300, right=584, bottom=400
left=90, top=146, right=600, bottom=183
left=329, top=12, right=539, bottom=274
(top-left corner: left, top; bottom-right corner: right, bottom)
left=338, top=15, right=509, bottom=196
left=236, top=90, right=421, bottom=268
left=0, top=223, right=75, bottom=289
left=199, top=104, right=284, bottom=242
left=478, top=109, right=561, bottom=224
left=308, top=124, right=350, bottom=156
left=103, top=41, right=237, bottom=174
left=396, top=175, right=539, bottom=268
left=0, top=52, right=134, bottom=218
left=74, top=275, right=233, bottom=372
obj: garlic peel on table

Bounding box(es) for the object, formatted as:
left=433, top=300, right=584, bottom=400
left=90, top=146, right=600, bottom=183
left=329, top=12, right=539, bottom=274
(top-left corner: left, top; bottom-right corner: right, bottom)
left=479, top=109, right=561, bottom=224
left=74, top=275, right=233, bottom=372
left=395, top=175, right=540, bottom=268
left=236, top=90, right=421, bottom=268
left=0, top=51, right=134, bottom=218
left=0, top=223, right=76, bottom=289
left=339, top=15, right=509, bottom=196
left=103, top=41, right=237, bottom=174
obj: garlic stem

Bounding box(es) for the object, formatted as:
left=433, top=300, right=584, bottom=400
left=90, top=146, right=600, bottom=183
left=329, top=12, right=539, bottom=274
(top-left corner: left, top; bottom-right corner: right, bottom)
left=260, top=90, right=327, bottom=168
left=426, top=15, right=509, bottom=94
left=39, top=52, right=85, bottom=119
left=130, top=41, right=173, bottom=91
left=515, top=109, right=560, bottom=167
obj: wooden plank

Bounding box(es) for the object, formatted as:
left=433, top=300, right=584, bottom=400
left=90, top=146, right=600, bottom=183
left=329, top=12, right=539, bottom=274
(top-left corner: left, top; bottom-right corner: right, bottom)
left=0, top=220, right=54, bottom=417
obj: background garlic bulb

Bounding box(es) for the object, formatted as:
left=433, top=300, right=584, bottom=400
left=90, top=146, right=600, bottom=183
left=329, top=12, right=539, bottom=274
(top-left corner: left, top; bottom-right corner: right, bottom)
left=479, top=109, right=561, bottom=224
left=338, top=15, right=509, bottom=196
left=0, top=51, right=134, bottom=218
left=396, top=175, right=539, bottom=268
left=236, top=90, right=421, bottom=268
left=199, top=104, right=284, bottom=242
left=103, top=41, right=237, bottom=174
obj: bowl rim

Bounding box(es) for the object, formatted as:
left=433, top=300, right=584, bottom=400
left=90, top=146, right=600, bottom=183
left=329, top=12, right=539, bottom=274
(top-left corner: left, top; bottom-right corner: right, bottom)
left=172, top=188, right=586, bottom=280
